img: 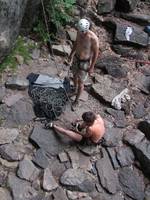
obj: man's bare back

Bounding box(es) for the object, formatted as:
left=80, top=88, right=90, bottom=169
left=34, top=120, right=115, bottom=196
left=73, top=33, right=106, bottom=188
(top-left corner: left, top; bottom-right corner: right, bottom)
left=86, top=114, right=105, bottom=143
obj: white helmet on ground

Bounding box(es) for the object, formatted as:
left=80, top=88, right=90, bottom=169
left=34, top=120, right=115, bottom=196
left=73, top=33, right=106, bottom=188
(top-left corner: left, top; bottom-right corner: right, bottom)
left=78, top=19, right=90, bottom=33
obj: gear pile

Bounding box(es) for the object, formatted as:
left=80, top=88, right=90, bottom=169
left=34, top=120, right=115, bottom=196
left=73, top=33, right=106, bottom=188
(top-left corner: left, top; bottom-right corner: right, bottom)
left=29, top=86, right=68, bottom=120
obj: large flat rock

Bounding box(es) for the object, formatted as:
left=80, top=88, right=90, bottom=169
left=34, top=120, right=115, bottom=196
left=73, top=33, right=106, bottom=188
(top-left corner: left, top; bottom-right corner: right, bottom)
left=91, top=75, right=126, bottom=104
left=0, top=128, right=19, bottom=145
left=5, top=77, right=29, bottom=90
left=103, top=128, right=124, bottom=147
left=119, top=167, right=145, bottom=200
left=4, top=98, right=35, bottom=127
left=0, top=188, right=12, bottom=200
left=8, top=173, right=37, bottom=200
left=124, top=129, right=150, bottom=175
left=43, top=168, right=58, bottom=191
left=115, top=23, right=148, bottom=47
left=30, top=125, right=72, bottom=156
left=0, top=143, right=24, bottom=161
left=96, top=150, right=120, bottom=194
left=17, top=156, right=40, bottom=182
left=60, top=168, right=95, bottom=192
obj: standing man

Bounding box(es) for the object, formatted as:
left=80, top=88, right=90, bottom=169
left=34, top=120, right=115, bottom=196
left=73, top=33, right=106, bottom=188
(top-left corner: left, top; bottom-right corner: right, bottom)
left=68, top=18, right=99, bottom=107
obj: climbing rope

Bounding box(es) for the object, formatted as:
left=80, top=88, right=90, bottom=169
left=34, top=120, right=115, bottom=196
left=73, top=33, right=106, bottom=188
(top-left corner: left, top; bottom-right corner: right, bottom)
left=29, top=86, right=68, bottom=120
left=37, top=0, right=81, bottom=120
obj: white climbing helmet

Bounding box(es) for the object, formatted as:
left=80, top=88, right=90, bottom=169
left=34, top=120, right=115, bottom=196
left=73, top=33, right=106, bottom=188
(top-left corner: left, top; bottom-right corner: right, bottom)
left=78, top=19, right=90, bottom=33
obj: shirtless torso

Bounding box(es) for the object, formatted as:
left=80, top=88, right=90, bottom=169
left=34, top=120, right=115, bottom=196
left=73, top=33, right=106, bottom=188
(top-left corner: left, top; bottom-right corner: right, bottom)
left=86, top=115, right=105, bottom=143
left=79, top=114, right=105, bottom=144
left=70, top=30, right=99, bottom=73
left=83, top=115, right=105, bottom=143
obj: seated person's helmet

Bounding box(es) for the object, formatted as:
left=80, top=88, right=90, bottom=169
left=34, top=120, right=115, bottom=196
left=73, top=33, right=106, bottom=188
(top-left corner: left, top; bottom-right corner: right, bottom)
left=78, top=19, right=90, bottom=33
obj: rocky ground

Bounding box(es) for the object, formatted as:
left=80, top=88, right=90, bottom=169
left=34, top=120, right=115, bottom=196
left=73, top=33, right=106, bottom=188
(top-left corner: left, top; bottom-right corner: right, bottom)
left=0, top=1, right=150, bottom=200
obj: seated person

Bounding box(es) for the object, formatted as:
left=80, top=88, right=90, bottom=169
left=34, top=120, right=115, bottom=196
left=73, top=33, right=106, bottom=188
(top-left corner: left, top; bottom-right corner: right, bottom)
left=46, top=111, right=105, bottom=144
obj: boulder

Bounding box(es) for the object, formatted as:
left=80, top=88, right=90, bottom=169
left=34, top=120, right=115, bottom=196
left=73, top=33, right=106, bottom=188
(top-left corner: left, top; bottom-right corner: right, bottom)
left=115, top=0, right=139, bottom=12
left=124, top=129, right=150, bottom=175
left=132, top=73, right=150, bottom=94
left=30, top=125, right=72, bottom=156
left=52, top=44, right=71, bottom=56
left=133, top=139, right=150, bottom=175
left=138, top=120, right=150, bottom=140
left=0, top=0, right=28, bottom=62
left=0, top=128, right=19, bottom=145
left=95, top=56, right=127, bottom=78
left=132, top=103, right=146, bottom=119
left=0, top=188, right=12, bottom=200
left=32, top=148, right=49, bottom=169
left=17, top=156, right=40, bottom=182
left=0, top=143, right=24, bottom=161
left=0, top=86, right=5, bottom=103
left=43, top=168, right=58, bottom=191
left=116, top=147, right=135, bottom=167
left=4, top=98, right=35, bottom=127
left=91, top=75, right=126, bottom=104
left=106, top=148, right=120, bottom=169
left=97, top=0, right=116, bottom=15
left=124, top=129, right=145, bottom=146
left=115, top=23, right=148, bottom=47
left=52, top=187, right=68, bottom=200
left=119, top=167, right=145, bottom=200
left=8, top=173, right=37, bottom=200
left=103, top=128, right=124, bottom=147
left=120, top=13, right=150, bottom=26
left=60, top=168, right=95, bottom=192
left=96, top=149, right=120, bottom=194
left=106, top=108, right=127, bottom=128
left=66, top=29, right=77, bottom=42
left=3, top=93, right=24, bottom=107
left=5, top=77, right=29, bottom=90
left=111, top=44, right=138, bottom=57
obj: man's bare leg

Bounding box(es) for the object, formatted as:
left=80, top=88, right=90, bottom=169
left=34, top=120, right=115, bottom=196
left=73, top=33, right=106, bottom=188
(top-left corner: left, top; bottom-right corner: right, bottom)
left=69, top=75, right=78, bottom=97
left=53, top=124, right=82, bottom=142
left=73, top=80, right=84, bottom=105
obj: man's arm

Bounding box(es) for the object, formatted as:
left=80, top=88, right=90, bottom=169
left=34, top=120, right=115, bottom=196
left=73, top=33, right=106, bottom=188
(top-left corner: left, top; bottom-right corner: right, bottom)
left=89, top=36, right=99, bottom=75
left=68, top=32, right=78, bottom=63
left=84, top=127, right=92, bottom=138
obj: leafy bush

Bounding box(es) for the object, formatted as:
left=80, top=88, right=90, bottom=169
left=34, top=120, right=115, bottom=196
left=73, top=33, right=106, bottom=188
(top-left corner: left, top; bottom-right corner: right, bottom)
left=47, top=0, right=75, bottom=29
left=0, top=36, right=34, bottom=72
left=33, top=20, right=50, bottom=44
left=33, top=0, right=75, bottom=44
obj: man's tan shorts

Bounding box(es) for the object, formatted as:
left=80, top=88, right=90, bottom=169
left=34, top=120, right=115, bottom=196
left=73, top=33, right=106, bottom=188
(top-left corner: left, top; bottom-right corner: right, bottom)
left=71, top=56, right=90, bottom=82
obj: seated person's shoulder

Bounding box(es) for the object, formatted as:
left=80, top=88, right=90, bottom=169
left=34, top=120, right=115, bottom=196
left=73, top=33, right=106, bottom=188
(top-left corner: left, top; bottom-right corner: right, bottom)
left=96, top=114, right=104, bottom=124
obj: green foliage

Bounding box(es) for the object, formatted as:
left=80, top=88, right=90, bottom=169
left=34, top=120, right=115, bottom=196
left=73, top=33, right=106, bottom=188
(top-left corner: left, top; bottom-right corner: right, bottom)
left=47, top=0, right=75, bottom=29
left=33, top=0, right=75, bottom=44
left=0, top=36, right=33, bottom=72
left=33, top=21, right=50, bottom=44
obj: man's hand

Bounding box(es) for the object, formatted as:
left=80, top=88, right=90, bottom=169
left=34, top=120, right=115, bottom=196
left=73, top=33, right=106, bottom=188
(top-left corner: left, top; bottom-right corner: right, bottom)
left=88, top=68, right=94, bottom=76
